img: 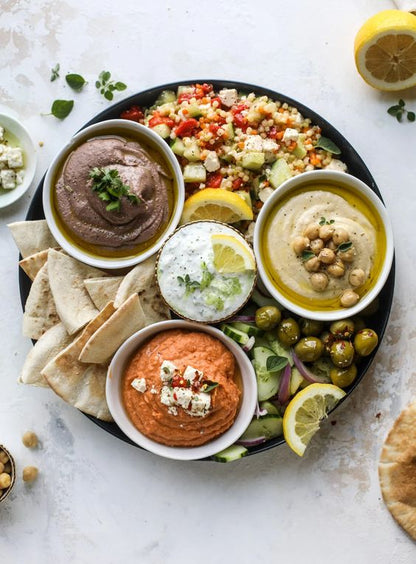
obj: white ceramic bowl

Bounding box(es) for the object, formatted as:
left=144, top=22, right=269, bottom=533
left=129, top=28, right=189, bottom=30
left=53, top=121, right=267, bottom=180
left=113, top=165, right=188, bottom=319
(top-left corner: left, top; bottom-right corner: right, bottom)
left=0, top=113, right=37, bottom=209
left=253, top=170, right=394, bottom=322
left=106, top=320, right=257, bottom=461
left=43, top=119, right=184, bottom=269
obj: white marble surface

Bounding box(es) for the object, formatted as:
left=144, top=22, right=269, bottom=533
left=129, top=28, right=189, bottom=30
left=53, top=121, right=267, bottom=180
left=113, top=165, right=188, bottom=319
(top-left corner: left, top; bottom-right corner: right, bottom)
left=1, top=1, right=415, bottom=562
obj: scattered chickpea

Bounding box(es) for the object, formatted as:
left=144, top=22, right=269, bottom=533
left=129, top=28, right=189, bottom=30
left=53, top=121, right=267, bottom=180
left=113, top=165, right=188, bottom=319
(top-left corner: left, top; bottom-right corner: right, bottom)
left=310, top=238, right=324, bottom=254
left=22, top=466, right=38, bottom=483
left=339, top=246, right=356, bottom=263
left=0, top=451, right=9, bottom=464
left=292, top=236, right=310, bottom=255
left=319, top=224, right=335, bottom=241
left=22, top=431, right=38, bottom=449
left=303, top=223, right=320, bottom=240
left=304, top=256, right=321, bottom=272
left=310, top=272, right=329, bottom=292
left=340, top=289, right=360, bottom=307
left=332, top=228, right=349, bottom=245
left=318, top=248, right=336, bottom=264
left=327, top=259, right=345, bottom=278
left=0, top=462, right=4, bottom=473
left=349, top=268, right=366, bottom=287
left=0, top=473, right=11, bottom=489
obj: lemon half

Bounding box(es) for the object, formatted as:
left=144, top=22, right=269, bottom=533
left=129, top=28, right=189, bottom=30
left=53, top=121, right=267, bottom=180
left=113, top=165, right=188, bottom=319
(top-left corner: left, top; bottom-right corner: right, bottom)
left=181, top=188, right=253, bottom=224
left=354, top=9, right=416, bottom=91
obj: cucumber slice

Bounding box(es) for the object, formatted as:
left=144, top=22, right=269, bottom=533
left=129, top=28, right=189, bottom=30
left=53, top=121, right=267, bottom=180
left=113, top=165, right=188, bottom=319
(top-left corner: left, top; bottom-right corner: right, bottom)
left=239, top=414, right=283, bottom=441
left=242, top=151, right=265, bottom=171
left=183, top=142, right=201, bottom=162
left=154, top=90, right=176, bottom=105
left=183, top=163, right=206, bottom=183
left=235, top=190, right=252, bottom=209
left=289, top=366, right=304, bottom=395
left=264, top=334, right=294, bottom=366
left=269, top=158, right=292, bottom=189
left=171, top=138, right=185, bottom=156
left=213, top=444, right=248, bottom=462
left=221, top=324, right=250, bottom=345
left=230, top=321, right=263, bottom=337
left=224, top=122, right=234, bottom=140
left=252, top=359, right=280, bottom=401
left=252, top=345, right=276, bottom=367
left=293, top=140, right=307, bottom=158
left=259, top=400, right=280, bottom=415
left=151, top=123, right=171, bottom=139
left=187, top=103, right=203, bottom=118
left=177, top=85, right=194, bottom=96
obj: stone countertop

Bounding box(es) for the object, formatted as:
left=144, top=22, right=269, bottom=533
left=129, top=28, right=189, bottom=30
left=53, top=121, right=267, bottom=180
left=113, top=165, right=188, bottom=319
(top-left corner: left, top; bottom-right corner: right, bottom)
left=0, top=1, right=415, bottom=562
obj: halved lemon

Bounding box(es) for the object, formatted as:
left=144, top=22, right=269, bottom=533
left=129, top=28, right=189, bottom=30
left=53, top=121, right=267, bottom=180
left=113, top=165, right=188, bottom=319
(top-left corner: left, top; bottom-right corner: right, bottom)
left=354, top=10, right=416, bottom=91
left=211, top=233, right=255, bottom=273
left=283, top=383, right=346, bottom=456
left=181, top=188, right=253, bottom=224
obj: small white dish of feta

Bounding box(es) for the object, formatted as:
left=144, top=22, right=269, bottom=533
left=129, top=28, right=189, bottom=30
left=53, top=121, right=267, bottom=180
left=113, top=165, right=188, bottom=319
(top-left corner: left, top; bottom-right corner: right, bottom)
left=0, top=113, right=37, bottom=208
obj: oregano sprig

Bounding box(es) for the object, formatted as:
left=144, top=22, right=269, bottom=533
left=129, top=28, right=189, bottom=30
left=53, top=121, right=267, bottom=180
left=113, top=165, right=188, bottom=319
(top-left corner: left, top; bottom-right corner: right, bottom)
left=387, top=99, right=416, bottom=122
left=95, top=71, right=127, bottom=101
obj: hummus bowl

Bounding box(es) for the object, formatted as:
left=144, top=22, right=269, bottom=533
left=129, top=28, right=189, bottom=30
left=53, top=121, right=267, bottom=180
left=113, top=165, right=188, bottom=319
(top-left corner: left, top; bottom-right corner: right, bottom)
left=254, top=170, right=394, bottom=322
left=43, top=119, right=184, bottom=269
left=106, top=320, right=257, bottom=461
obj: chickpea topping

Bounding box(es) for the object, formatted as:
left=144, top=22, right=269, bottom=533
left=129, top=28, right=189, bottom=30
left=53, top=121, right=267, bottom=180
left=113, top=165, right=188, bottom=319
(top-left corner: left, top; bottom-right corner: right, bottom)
left=340, top=289, right=360, bottom=307
left=292, top=236, right=310, bottom=255
left=327, top=259, right=345, bottom=278
left=310, top=238, right=324, bottom=254
left=0, top=462, right=4, bottom=474
left=0, top=473, right=11, bottom=489
left=319, top=224, right=335, bottom=241
left=310, top=272, right=329, bottom=292
left=303, top=223, right=320, bottom=240
left=339, top=246, right=356, bottom=263
left=22, top=466, right=38, bottom=483
left=349, top=268, right=366, bottom=287
left=332, top=228, right=349, bottom=245
left=327, top=239, right=337, bottom=251
left=304, top=256, right=321, bottom=272
left=22, top=431, right=38, bottom=449
left=318, top=248, right=336, bottom=264
left=3, top=463, right=11, bottom=473
left=0, top=451, right=9, bottom=464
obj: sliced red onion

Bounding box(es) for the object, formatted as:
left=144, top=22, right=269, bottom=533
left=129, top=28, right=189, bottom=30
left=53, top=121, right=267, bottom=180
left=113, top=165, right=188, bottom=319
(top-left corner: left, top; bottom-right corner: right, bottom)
left=229, top=315, right=256, bottom=322
left=236, top=436, right=266, bottom=447
left=242, top=336, right=255, bottom=352
left=278, top=363, right=292, bottom=404
left=292, top=351, right=327, bottom=383
left=254, top=401, right=268, bottom=418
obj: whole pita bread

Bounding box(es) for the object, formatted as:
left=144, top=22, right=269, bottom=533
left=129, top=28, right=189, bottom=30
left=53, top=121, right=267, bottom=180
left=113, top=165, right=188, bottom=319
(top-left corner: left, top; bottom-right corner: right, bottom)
left=114, top=256, right=170, bottom=324
left=23, top=262, right=60, bottom=340
left=8, top=220, right=58, bottom=258
left=379, top=401, right=416, bottom=540
left=84, top=276, right=123, bottom=311
left=47, top=249, right=105, bottom=335
left=79, top=294, right=146, bottom=364
left=41, top=303, right=116, bottom=421
left=20, top=323, right=73, bottom=387
left=19, top=248, right=52, bottom=281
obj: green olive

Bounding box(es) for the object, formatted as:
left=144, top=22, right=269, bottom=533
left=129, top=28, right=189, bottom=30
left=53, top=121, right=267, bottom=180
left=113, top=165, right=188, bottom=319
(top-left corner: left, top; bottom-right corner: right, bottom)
left=354, top=329, right=379, bottom=357
left=294, top=337, right=324, bottom=362
left=330, top=364, right=358, bottom=388
left=255, top=306, right=282, bottom=331
left=329, top=318, right=355, bottom=339
left=330, top=340, right=355, bottom=368
left=276, top=317, right=300, bottom=347
left=300, top=319, right=324, bottom=337
left=320, top=331, right=334, bottom=356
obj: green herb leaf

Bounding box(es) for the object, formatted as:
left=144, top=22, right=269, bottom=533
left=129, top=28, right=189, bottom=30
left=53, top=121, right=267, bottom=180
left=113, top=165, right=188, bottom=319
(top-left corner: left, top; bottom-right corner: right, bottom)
left=319, top=217, right=326, bottom=226
left=399, top=98, right=405, bottom=107
left=301, top=250, right=315, bottom=262
left=50, top=99, right=74, bottom=119
left=387, top=105, right=400, bottom=116
left=408, top=111, right=416, bottom=122
left=338, top=241, right=352, bottom=252
left=201, top=381, right=219, bottom=393
left=315, top=136, right=341, bottom=155
left=105, top=200, right=121, bottom=212
left=266, top=355, right=289, bottom=373
left=104, top=90, right=113, bottom=101
left=50, top=63, right=60, bottom=82
left=96, top=71, right=127, bottom=101
left=89, top=167, right=140, bottom=213
left=200, top=262, right=214, bottom=291
left=65, top=73, right=87, bottom=91
left=396, top=111, right=404, bottom=122
left=115, top=81, right=127, bottom=91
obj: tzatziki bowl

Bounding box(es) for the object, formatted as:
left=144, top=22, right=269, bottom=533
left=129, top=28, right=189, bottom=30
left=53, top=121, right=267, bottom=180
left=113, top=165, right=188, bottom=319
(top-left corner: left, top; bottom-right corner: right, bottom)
left=254, top=170, right=394, bottom=322
left=43, top=119, right=184, bottom=269
left=156, top=220, right=257, bottom=323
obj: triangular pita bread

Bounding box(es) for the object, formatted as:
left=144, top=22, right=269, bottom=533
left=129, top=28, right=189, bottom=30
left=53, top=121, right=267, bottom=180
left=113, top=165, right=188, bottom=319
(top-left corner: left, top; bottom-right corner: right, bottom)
left=23, top=262, right=60, bottom=340
left=8, top=220, right=58, bottom=258
left=84, top=276, right=123, bottom=311
left=19, top=248, right=53, bottom=281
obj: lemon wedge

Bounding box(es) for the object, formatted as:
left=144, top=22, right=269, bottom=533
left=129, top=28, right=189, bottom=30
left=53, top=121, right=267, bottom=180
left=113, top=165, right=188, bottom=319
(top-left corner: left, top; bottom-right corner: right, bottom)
left=354, top=9, right=416, bottom=91
left=181, top=188, right=253, bottom=224
left=211, top=234, right=255, bottom=273
left=283, top=383, right=346, bottom=456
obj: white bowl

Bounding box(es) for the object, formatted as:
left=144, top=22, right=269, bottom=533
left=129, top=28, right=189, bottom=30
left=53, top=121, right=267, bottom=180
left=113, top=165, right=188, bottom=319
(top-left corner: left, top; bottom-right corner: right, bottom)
left=0, top=113, right=37, bottom=209
left=253, top=170, right=394, bottom=322
left=43, top=119, right=184, bottom=269
left=106, top=320, right=257, bottom=461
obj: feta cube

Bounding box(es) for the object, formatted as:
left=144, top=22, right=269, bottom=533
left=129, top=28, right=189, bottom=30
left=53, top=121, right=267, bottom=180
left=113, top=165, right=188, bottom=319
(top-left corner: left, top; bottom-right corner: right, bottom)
left=218, top=88, right=238, bottom=108
left=282, top=128, right=299, bottom=143
left=16, top=170, right=24, bottom=185
left=325, top=159, right=347, bottom=172
left=189, top=393, right=211, bottom=417
left=183, top=365, right=203, bottom=384
left=244, top=135, right=264, bottom=152
left=204, top=151, right=220, bottom=172
left=160, top=386, right=174, bottom=406
left=7, top=147, right=23, bottom=168
left=160, top=360, right=178, bottom=382
left=0, top=169, right=16, bottom=190
left=174, top=388, right=193, bottom=409
left=131, top=377, right=147, bottom=393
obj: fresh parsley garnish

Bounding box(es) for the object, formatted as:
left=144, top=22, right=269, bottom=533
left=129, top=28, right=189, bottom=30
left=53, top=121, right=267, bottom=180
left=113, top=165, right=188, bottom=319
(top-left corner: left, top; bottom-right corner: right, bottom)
left=95, top=71, right=127, bottom=101
left=50, top=63, right=60, bottom=82
left=177, top=274, right=201, bottom=296
left=387, top=99, right=416, bottom=122
left=337, top=241, right=352, bottom=253
left=89, top=167, right=140, bottom=212
left=319, top=217, right=335, bottom=226
left=65, top=73, right=87, bottom=91
left=266, top=355, right=289, bottom=373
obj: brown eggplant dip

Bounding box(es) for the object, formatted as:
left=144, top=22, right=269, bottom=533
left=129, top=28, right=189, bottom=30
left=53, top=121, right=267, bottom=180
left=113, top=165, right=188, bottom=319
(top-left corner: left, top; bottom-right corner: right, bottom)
left=54, top=135, right=172, bottom=252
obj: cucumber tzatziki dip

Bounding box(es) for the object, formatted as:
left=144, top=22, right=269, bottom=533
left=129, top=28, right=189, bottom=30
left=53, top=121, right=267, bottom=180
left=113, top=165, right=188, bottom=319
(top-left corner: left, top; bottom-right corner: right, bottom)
left=157, top=221, right=256, bottom=323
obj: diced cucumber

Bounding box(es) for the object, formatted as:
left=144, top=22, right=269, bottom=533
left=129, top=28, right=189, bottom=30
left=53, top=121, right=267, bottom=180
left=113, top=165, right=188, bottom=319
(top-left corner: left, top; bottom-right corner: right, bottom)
left=154, top=90, right=176, bottom=106
left=259, top=400, right=280, bottom=416
left=213, top=444, right=248, bottom=462
left=230, top=321, right=263, bottom=337
left=235, top=190, right=252, bottom=209
left=252, top=359, right=281, bottom=401
left=293, top=140, right=307, bottom=159
left=253, top=345, right=276, bottom=367
left=221, top=324, right=250, bottom=346
left=289, top=366, right=304, bottom=395
left=183, top=142, right=201, bottom=162
left=239, top=414, right=283, bottom=441
left=177, top=85, right=194, bottom=96
left=269, top=158, right=292, bottom=189
left=151, top=123, right=171, bottom=139
left=183, top=163, right=206, bottom=183
left=170, top=137, right=185, bottom=156
left=187, top=103, right=203, bottom=118
left=242, top=151, right=265, bottom=171
left=264, top=334, right=294, bottom=366
left=224, top=122, right=234, bottom=140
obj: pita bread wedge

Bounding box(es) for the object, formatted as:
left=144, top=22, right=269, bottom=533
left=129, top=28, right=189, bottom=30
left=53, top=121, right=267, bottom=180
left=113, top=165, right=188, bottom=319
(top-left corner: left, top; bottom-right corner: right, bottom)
left=8, top=220, right=58, bottom=258
left=79, top=294, right=146, bottom=364
left=84, top=276, right=123, bottom=311
left=20, top=323, right=74, bottom=387
left=47, top=249, right=106, bottom=335
left=19, top=248, right=52, bottom=281
left=23, top=262, right=60, bottom=340
left=41, top=303, right=116, bottom=421
left=114, top=256, right=170, bottom=324
left=379, top=401, right=416, bottom=540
